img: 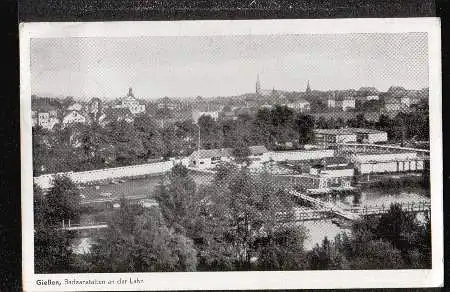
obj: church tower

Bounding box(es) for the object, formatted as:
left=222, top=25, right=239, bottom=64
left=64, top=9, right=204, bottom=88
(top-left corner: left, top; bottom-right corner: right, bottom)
left=256, top=74, right=261, bottom=95
left=306, top=80, right=311, bottom=96
left=128, top=87, right=134, bottom=98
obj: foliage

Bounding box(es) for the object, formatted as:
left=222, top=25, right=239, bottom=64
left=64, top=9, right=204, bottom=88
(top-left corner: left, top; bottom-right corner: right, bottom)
left=45, top=175, right=81, bottom=225
left=306, top=203, right=431, bottom=270
left=33, top=178, right=80, bottom=273
left=89, top=205, right=197, bottom=272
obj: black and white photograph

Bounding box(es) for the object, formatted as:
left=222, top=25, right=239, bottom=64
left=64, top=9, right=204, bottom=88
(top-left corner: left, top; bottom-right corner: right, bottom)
left=20, top=19, right=443, bottom=290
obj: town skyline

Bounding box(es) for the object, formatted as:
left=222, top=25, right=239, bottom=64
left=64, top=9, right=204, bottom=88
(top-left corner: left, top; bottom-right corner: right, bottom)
left=31, top=33, right=428, bottom=100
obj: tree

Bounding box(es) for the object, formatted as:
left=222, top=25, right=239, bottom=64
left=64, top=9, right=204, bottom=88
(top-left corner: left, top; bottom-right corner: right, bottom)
left=349, top=239, right=404, bottom=269
left=45, top=175, right=81, bottom=226
left=231, top=140, right=251, bottom=165
left=376, top=203, right=424, bottom=259
left=34, top=181, right=77, bottom=273
left=257, top=226, right=307, bottom=270
left=198, top=115, right=222, bottom=149
left=295, top=114, right=315, bottom=145
left=203, top=166, right=303, bottom=270
left=154, top=164, right=204, bottom=238
left=89, top=205, right=198, bottom=272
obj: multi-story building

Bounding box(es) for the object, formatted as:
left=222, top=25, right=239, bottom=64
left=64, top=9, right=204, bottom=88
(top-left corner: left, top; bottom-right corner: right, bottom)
left=32, top=107, right=59, bottom=130
left=114, top=87, right=146, bottom=115
left=327, top=94, right=356, bottom=111
left=285, top=98, right=311, bottom=113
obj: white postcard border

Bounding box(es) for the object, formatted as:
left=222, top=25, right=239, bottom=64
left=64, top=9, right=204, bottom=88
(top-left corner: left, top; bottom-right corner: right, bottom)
left=20, top=18, right=443, bottom=291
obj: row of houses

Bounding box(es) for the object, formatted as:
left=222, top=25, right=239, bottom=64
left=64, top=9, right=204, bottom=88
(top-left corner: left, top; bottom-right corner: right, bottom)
left=32, top=88, right=146, bottom=130
left=314, top=128, right=388, bottom=145
left=327, top=89, right=427, bottom=112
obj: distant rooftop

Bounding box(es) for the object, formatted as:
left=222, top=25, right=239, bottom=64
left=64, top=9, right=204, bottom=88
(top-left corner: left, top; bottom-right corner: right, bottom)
left=314, top=128, right=386, bottom=135
left=314, top=128, right=356, bottom=136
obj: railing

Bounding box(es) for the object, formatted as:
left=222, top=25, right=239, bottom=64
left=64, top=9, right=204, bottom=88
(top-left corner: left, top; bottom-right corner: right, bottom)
left=335, top=142, right=430, bottom=154
left=57, top=220, right=109, bottom=231
left=346, top=201, right=431, bottom=216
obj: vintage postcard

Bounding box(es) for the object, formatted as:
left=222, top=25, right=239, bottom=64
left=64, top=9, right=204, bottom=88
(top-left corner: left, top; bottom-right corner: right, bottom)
left=20, top=19, right=443, bottom=290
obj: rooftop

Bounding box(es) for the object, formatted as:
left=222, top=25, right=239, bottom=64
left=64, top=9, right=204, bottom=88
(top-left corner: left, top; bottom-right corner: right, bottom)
left=314, top=128, right=356, bottom=136
left=190, top=148, right=233, bottom=160
left=249, top=145, right=269, bottom=155
left=314, top=127, right=386, bottom=135
left=323, top=156, right=349, bottom=166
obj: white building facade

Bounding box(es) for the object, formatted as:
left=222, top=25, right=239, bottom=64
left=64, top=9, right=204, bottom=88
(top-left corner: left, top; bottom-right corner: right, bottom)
left=350, top=152, right=424, bottom=174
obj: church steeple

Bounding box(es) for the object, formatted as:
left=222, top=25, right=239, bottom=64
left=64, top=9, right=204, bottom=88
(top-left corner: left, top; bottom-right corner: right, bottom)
left=306, top=80, right=311, bottom=96
left=256, top=74, right=261, bottom=95
left=128, top=87, right=134, bottom=97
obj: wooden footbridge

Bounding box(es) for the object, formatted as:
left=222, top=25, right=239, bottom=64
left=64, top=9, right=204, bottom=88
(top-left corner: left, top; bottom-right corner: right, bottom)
left=287, top=189, right=361, bottom=221
left=282, top=189, right=430, bottom=223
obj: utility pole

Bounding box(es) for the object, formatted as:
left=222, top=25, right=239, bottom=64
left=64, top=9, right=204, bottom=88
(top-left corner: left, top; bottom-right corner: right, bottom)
left=196, top=122, right=201, bottom=151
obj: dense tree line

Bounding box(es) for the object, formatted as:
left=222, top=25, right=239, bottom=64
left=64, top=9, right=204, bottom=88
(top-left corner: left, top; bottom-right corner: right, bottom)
left=32, top=103, right=429, bottom=176
left=34, top=176, right=81, bottom=273
left=34, top=166, right=431, bottom=273
left=308, top=204, right=431, bottom=269
left=32, top=106, right=317, bottom=175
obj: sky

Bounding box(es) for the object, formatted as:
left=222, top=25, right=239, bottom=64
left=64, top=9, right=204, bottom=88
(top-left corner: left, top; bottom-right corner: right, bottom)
left=30, top=33, right=428, bottom=100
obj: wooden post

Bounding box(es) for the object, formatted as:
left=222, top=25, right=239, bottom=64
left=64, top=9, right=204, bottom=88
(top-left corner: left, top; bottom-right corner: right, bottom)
left=62, top=219, right=65, bottom=229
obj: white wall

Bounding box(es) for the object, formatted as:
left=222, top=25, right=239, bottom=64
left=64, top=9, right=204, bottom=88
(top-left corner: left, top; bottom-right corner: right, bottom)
left=336, top=134, right=357, bottom=144
left=320, top=168, right=354, bottom=178
left=34, top=161, right=173, bottom=189
left=271, top=149, right=335, bottom=162
left=357, top=159, right=424, bottom=174
left=367, top=132, right=388, bottom=143
left=352, top=152, right=417, bottom=163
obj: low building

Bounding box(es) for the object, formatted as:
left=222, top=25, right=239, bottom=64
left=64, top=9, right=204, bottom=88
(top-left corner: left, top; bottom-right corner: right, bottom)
left=314, top=128, right=388, bottom=145
left=384, top=97, right=402, bottom=112
left=314, top=128, right=357, bottom=145
left=350, top=151, right=424, bottom=174
left=248, top=145, right=271, bottom=165
left=309, top=157, right=355, bottom=189
left=281, top=157, right=355, bottom=191
left=62, top=110, right=87, bottom=126
left=139, top=199, right=159, bottom=209
left=192, top=110, right=220, bottom=123
left=350, top=128, right=388, bottom=144
left=189, top=148, right=233, bottom=169
left=67, top=102, right=83, bottom=112
left=100, top=107, right=134, bottom=125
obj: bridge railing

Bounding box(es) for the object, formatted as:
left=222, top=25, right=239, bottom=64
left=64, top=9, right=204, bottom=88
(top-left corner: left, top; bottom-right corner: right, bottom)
left=345, top=201, right=430, bottom=215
